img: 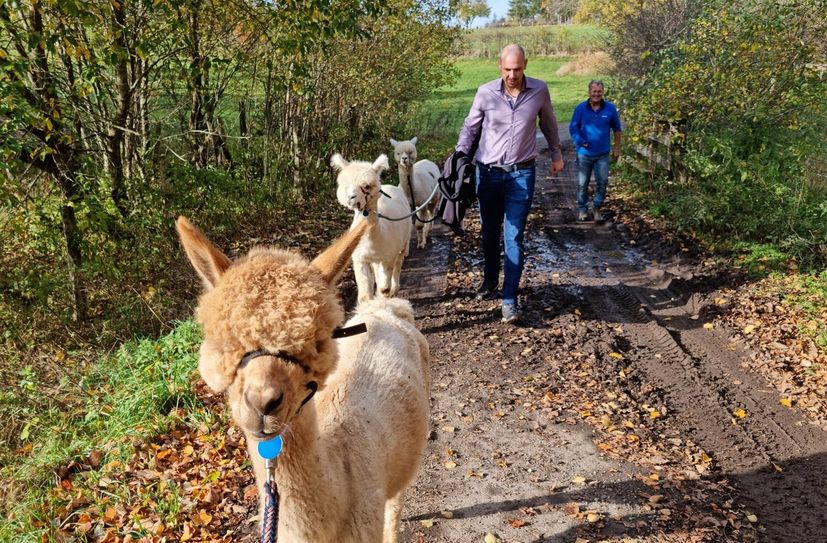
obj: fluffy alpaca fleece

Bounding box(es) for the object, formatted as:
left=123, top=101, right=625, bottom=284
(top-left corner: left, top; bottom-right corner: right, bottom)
left=176, top=216, right=430, bottom=543
left=331, top=153, right=412, bottom=303
left=389, top=137, right=443, bottom=249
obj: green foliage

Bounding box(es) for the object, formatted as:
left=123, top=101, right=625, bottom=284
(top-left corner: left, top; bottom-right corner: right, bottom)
left=619, top=0, right=827, bottom=268
left=0, top=320, right=206, bottom=540
left=460, top=23, right=610, bottom=58
left=453, top=0, right=491, bottom=27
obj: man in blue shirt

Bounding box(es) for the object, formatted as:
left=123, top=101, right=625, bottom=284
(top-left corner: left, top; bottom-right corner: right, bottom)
left=569, top=80, right=622, bottom=222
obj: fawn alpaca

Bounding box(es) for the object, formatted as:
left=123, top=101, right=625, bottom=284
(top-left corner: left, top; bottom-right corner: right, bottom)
left=176, top=216, right=430, bottom=542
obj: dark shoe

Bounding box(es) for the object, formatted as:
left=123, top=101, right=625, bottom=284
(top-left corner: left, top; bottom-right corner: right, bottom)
left=475, top=283, right=499, bottom=300
left=593, top=208, right=604, bottom=223
left=501, top=302, right=520, bottom=324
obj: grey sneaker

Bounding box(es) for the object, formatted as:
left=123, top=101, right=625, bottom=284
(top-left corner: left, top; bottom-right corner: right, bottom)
left=578, top=210, right=588, bottom=221
left=501, top=302, right=520, bottom=324
left=593, top=208, right=603, bottom=222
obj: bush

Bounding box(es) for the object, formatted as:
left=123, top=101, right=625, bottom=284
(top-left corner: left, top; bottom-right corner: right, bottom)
left=619, top=0, right=827, bottom=267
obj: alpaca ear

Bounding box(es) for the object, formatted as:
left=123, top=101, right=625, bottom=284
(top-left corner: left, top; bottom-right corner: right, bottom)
left=311, top=220, right=371, bottom=286
left=330, top=153, right=348, bottom=171
left=389, top=138, right=398, bottom=146
left=410, top=136, right=417, bottom=145
left=372, top=154, right=389, bottom=172
left=176, top=216, right=232, bottom=290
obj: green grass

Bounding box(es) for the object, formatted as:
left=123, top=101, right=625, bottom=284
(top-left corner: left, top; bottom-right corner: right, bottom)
left=0, top=320, right=208, bottom=541
left=409, top=57, right=610, bottom=158
left=460, top=24, right=611, bottom=58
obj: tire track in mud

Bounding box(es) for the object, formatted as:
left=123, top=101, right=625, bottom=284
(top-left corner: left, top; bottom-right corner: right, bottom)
left=534, top=151, right=827, bottom=542
left=397, top=136, right=826, bottom=542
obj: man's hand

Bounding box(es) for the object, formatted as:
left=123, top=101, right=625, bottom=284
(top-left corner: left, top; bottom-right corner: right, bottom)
left=612, top=150, right=620, bottom=162
left=549, top=159, right=564, bottom=174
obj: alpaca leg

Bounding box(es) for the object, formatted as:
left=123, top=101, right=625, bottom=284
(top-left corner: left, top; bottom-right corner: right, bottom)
left=383, top=490, right=405, bottom=543
left=354, top=259, right=375, bottom=303
left=389, top=253, right=404, bottom=297
left=375, top=263, right=392, bottom=297
left=421, top=216, right=432, bottom=248
left=415, top=221, right=426, bottom=249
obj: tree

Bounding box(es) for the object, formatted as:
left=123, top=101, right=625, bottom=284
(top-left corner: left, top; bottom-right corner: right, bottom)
left=575, top=0, right=699, bottom=76
left=508, top=0, right=543, bottom=24
left=621, top=0, right=827, bottom=264
left=540, top=0, right=579, bottom=23
left=453, top=0, right=490, bottom=27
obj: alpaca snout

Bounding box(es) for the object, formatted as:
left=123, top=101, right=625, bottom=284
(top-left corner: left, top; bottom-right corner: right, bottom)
left=244, top=389, right=284, bottom=417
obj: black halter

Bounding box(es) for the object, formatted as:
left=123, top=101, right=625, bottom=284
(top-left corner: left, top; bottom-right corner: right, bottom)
left=239, top=323, right=368, bottom=408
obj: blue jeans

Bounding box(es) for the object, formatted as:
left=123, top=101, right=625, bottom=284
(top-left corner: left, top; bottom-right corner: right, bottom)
left=576, top=152, right=610, bottom=213
left=476, top=164, right=535, bottom=306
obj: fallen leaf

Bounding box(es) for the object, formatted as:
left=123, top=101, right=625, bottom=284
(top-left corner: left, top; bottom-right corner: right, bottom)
left=587, top=512, right=601, bottom=523
left=743, top=324, right=755, bottom=334
left=609, top=352, right=624, bottom=359
left=571, top=476, right=587, bottom=485
left=747, top=514, right=758, bottom=523
left=780, top=398, right=793, bottom=408
left=440, top=510, right=454, bottom=519
left=444, top=461, right=457, bottom=470
left=420, top=519, right=434, bottom=528
left=733, top=408, right=747, bottom=419
left=703, top=323, right=714, bottom=330
left=484, top=533, right=500, bottom=543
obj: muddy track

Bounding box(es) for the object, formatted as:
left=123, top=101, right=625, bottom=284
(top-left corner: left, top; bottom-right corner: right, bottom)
left=397, top=139, right=827, bottom=542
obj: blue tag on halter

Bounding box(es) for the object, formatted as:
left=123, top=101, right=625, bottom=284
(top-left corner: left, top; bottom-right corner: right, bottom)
left=257, top=435, right=283, bottom=460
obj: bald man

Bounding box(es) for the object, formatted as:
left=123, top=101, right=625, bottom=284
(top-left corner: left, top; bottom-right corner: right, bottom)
left=456, top=44, right=564, bottom=324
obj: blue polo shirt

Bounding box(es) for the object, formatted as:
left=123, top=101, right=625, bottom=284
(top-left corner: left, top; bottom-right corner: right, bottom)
left=569, top=99, right=622, bottom=157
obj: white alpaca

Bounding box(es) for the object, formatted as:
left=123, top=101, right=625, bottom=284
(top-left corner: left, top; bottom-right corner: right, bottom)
left=389, top=137, right=443, bottom=249
left=331, top=153, right=411, bottom=303
left=176, top=216, right=430, bottom=543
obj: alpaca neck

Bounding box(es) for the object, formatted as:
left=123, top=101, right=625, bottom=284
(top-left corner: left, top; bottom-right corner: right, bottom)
left=273, top=406, right=345, bottom=534
left=398, top=164, right=413, bottom=186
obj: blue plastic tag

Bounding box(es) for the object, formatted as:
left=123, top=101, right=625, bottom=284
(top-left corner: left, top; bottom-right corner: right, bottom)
left=257, top=435, right=283, bottom=460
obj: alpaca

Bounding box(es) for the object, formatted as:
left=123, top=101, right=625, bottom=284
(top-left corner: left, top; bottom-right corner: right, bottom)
left=176, top=215, right=430, bottom=543
left=331, top=153, right=411, bottom=303
left=389, top=137, right=443, bottom=249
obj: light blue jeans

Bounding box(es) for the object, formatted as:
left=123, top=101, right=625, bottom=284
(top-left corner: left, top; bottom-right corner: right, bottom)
left=476, top=164, right=535, bottom=307
left=576, top=152, right=610, bottom=213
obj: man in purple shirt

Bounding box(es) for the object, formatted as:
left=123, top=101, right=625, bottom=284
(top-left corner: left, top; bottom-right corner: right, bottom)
left=456, top=44, right=564, bottom=324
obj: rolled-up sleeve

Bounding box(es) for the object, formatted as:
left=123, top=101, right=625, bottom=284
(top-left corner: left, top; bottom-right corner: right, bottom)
left=538, top=87, right=563, bottom=163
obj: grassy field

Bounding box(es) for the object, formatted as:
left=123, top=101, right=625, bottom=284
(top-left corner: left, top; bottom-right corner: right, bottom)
left=460, top=24, right=611, bottom=58
left=409, top=56, right=610, bottom=159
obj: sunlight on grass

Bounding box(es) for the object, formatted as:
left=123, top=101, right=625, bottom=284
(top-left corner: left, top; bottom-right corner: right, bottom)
left=0, top=320, right=208, bottom=541
left=408, top=57, right=612, bottom=159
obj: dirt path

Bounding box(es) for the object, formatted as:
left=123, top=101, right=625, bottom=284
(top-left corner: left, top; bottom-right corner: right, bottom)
left=395, top=140, right=827, bottom=542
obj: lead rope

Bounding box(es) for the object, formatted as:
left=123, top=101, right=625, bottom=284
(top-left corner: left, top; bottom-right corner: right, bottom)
left=258, top=436, right=283, bottom=543
left=368, top=181, right=442, bottom=222
left=260, top=463, right=279, bottom=543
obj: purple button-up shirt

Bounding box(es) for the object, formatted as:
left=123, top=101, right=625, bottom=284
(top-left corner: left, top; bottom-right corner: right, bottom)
left=456, top=76, right=563, bottom=166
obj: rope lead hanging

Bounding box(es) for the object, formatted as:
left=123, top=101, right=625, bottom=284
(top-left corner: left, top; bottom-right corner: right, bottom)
left=260, top=480, right=279, bottom=543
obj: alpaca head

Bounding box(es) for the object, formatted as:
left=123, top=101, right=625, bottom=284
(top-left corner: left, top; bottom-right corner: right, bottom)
left=389, top=137, right=418, bottom=169
left=176, top=216, right=369, bottom=440
left=331, top=153, right=389, bottom=213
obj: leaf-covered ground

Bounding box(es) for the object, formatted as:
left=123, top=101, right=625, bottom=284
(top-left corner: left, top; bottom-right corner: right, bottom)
left=45, top=142, right=827, bottom=542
